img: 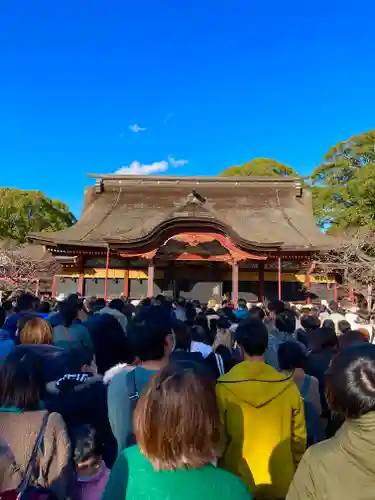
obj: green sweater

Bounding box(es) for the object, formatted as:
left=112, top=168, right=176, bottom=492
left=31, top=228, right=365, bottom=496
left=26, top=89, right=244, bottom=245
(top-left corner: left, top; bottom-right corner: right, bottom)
left=102, top=445, right=252, bottom=500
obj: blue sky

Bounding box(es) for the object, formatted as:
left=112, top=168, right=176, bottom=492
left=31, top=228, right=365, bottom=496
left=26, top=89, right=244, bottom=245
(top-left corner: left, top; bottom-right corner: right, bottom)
left=1, top=0, right=374, bottom=217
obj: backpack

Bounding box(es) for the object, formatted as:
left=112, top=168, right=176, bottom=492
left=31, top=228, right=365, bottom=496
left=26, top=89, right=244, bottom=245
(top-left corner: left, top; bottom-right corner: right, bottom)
left=0, top=414, right=56, bottom=500
left=300, top=375, right=325, bottom=446
left=126, top=369, right=140, bottom=447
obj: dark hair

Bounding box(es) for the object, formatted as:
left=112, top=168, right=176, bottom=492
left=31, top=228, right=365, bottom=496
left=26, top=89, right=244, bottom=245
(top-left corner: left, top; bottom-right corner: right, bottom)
left=0, top=347, right=45, bottom=410
left=172, top=320, right=191, bottom=352
left=87, top=314, right=134, bottom=374
left=301, top=315, right=320, bottom=331
left=278, top=341, right=307, bottom=371
left=275, top=310, right=296, bottom=334
left=237, top=298, right=247, bottom=310
left=339, top=330, right=369, bottom=350
left=59, top=300, right=79, bottom=327
left=92, top=298, right=106, bottom=312
left=128, top=307, right=172, bottom=361
left=325, top=344, right=375, bottom=418
left=329, top=300, right=340, bottom=313
left=322, top=319, right=336, bottom=335
left=38, top=301, right=51, bottom=314
left=16, top=293, right=35, bottom=313
left=235, top=318, right=269, bottom=356
left=66, top=347, right=94, bottom=373
left=338, top=320, right=351, bottom=334
left=134, top=361, right=220, bottom=470
left=249, top=306, right=265, bottom=321
left=311, top=327, right=338, bottom=352
left=216, top=316, right=231, bottom=330
left=71, top=425, right=98, bottom=465
left=109, top=299, right=124, bottom=313
left=268, top=300, right=285, bottom=314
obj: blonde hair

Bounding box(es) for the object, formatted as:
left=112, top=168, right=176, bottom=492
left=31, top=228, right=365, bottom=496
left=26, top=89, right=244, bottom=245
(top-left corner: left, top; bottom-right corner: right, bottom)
left=20, top=317, right=53, bottom=345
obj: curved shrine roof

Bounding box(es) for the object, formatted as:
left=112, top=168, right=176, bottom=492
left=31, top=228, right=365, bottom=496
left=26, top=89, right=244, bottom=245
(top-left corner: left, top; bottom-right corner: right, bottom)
left=29, top=175, right=335, bottom=253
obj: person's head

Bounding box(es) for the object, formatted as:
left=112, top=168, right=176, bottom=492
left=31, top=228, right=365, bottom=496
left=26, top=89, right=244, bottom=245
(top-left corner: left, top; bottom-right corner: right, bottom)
left=71, top=424, right=101, bottom=473
left=237, top=298, right=247, bottom=310
left=66, top=347, right=97, bottom=376
left=15, top=293, right=35, bottom=313
left=2, top=300, right=14, bottom=321
left=128, top=306, right=175, bottom=362
left=275, top=310, right=296, bottom=334
left=59, top=299, right=80, bottom=327
left=249, top=306, right=266, bottom=321
left=310, top=306, right=320, bottom=319
left=322, top=318, right=336, bottom=335
left=0, top=347, right=45, bottom=410
left=338, top=320, right=351, bottom=335
left=140, top=297, right=152, bottom=308
left=278, top=341, right=307, bottom=371
left=108, top=299, right=125, bottom=314
left=301, top=314, right=320, bottom=332
left=235, top=318, right=269, bottom=358
left=37, top=301, right=51, bottom=315
left=329, top=300, right=340, bottom=313
left=19, top=317, right=53, bottom=345
left=134, top=361, right=220, bottom=470
left=172, top=320, right=191, bottom=352
left=154, top=294, right=166, bottom=307
left=268, top=300, right=285, bottom=320
left=339, top=330, right=369, bottom=350
left=207, top=299, right=217, bottom=310
left=91, top=298, right=106, bottom=313
left=311, top=327, right=338, bottom=352
left=325, top=344, right=375, bottom=418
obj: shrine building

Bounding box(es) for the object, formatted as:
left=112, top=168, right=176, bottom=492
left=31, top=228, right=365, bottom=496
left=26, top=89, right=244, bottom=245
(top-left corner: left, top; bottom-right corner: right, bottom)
left=29, top=174, right=337, bottom=305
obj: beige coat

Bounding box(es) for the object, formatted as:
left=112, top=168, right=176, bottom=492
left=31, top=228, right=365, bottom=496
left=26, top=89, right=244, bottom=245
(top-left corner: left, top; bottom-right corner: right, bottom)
left=0, top=410, right=73, bottom=499
left=287, top=412, right=375, bottom=500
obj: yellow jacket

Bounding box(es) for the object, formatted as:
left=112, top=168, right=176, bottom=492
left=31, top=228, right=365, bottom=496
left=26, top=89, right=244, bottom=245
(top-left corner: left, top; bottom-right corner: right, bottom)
left=216, top=360, right=306, bottom=500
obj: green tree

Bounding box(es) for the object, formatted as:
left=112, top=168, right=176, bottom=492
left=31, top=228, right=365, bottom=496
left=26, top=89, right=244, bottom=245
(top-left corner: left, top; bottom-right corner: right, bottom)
left=0, top=188, right=76, bottom=244
left=220, top=158, right=299, bottom=177
left=311, top=129, right=375, bottom=229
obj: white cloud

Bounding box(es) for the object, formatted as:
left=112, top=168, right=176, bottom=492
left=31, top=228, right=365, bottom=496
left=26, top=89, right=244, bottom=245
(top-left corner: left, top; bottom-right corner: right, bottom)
left=115, top=160, right=168, bottom=175
left=129, top=124, right=147, bottom=133
left=168, top=155, right=188, bottom=168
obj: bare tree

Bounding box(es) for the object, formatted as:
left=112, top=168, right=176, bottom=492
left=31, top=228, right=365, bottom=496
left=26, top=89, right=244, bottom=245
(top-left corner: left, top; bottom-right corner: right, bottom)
left=0, top=245, right=59, bottom=295
left=312, top=228, right=375, bottom=308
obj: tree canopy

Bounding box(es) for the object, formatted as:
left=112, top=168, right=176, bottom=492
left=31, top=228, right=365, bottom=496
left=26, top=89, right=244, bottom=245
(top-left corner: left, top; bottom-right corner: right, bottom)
left=0, top=188, right=76, bottom=244
left=220, top=158, right=299, bottom=177
left=311, top=129, right=375, bottom=229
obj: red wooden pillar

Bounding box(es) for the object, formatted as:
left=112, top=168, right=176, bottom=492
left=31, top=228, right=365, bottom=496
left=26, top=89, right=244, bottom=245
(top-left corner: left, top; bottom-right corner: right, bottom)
left=258, top=261, right=265, bottom=302
left=123, top=269, right=129, bottom=297
left=277, top=256, right=282, bottom=301
left=349, top=285, right=355, bottom=304
left=147, top=260, right=155, bottom=297
left=305, top=274, right=311, bottom=304
left=333, top=282, right=338, bottom=302
left=104, top=246, right=110, bottom=301
left=51, top=275, right=57, bottom=298
left=78, top=273, right=84, bottom=296
left=232, top=260, right=239, bottom=308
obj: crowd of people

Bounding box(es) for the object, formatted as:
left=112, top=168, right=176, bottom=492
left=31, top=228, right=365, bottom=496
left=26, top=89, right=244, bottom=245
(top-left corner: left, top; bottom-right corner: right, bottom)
left=0, top=291, right=375, bottom=499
